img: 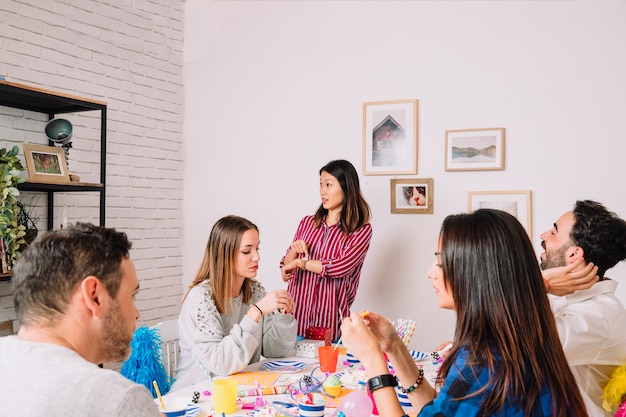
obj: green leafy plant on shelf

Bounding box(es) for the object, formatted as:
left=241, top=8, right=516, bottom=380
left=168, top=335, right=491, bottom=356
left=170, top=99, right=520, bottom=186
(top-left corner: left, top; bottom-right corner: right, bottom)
left=0, top=145, right=27, bottom=272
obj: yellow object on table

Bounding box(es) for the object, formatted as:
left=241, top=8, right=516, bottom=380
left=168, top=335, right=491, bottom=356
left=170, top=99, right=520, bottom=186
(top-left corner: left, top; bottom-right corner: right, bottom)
left=213, top=377, right=238, bottom=414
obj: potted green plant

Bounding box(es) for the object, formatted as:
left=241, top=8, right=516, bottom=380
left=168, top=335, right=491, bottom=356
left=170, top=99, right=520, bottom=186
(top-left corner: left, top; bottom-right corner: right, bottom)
left=0, top=145, right=27, bottom=273
left=17, top=199, right=39, bottom=248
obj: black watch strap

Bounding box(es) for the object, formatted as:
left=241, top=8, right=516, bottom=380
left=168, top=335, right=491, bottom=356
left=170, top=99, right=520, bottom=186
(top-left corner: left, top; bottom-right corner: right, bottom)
left=367, top=374, right=397, bottom=393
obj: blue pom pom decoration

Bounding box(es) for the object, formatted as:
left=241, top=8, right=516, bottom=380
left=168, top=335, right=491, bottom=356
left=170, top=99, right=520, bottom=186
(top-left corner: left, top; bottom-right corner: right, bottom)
left=120, top=325, right=173, bottom=397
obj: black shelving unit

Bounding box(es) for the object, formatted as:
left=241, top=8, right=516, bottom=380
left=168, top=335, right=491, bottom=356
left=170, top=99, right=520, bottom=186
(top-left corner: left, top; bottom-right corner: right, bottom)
left=0, top=81, right=107, bottom=231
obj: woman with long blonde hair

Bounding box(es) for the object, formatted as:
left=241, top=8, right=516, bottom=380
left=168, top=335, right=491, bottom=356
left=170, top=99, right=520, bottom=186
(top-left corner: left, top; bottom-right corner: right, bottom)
left=172, top=215, right=296, bottom=390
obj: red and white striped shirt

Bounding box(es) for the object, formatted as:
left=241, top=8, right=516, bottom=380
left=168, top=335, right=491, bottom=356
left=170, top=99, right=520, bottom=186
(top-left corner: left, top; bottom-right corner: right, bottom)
left=280, top=215, right=373, bottom=341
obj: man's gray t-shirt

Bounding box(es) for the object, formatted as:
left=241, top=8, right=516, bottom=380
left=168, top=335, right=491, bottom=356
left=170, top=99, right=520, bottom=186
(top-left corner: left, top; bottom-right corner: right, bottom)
left=0, top=336, right=163, bottom=417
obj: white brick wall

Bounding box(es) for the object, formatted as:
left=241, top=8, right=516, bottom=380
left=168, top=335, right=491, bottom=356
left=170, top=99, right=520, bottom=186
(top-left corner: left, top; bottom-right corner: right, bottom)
left=0, top=0, right=185, bottom=330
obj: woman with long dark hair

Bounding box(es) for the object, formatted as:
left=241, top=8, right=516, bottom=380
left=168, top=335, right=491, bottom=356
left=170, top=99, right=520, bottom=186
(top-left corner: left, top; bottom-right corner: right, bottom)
left=341, top=209, right=588, bottom=417
left=280, top=159, right=372, bottom=341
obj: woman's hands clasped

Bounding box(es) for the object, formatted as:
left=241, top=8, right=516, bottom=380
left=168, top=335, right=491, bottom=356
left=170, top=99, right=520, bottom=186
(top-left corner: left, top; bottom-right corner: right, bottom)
left=290, top=239, right=309, bottom=259
left=255, top=290, right=295, bottom=315
left=281, top=239, right=310, bottom=283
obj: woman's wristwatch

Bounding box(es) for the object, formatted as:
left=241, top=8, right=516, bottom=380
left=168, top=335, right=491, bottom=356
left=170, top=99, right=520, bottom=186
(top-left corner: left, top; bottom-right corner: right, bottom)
left=367, top=374, right=397, bottom=393
left=301, top=256, right=309, bottom=271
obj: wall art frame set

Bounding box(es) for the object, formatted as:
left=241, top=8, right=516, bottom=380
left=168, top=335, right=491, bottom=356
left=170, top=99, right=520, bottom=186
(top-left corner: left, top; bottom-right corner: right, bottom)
left=362, top=99, right=530, bottom=232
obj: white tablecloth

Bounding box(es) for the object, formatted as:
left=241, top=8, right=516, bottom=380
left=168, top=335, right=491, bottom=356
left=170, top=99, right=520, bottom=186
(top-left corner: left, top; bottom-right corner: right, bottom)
left=161, top=350, right=440, bottom=416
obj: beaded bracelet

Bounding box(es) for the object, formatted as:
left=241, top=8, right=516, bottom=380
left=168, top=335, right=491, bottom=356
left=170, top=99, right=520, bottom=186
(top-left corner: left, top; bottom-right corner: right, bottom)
left=396, top=368, right=424, bottom=394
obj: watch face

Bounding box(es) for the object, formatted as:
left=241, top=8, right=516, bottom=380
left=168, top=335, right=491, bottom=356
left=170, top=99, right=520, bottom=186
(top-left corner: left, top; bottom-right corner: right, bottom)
left=367, top=374, right=397, bottom=392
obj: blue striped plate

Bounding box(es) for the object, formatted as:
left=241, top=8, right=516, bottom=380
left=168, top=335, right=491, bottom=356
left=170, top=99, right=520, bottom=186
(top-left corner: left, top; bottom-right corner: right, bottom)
left=261, top=360, right=308, bottom=373
left=409, top=350, right=430, bottom=361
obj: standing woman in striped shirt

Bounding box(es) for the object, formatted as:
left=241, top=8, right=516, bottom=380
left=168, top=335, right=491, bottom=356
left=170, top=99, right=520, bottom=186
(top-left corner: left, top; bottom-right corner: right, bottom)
left=280, top=159, right=372, bottom=342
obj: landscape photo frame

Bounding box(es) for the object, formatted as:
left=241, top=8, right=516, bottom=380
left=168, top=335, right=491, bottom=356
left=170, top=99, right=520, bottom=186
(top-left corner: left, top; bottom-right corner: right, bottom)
left=445, top=127, right=505, bottom=171
left=391, top=178, right=434, bottom=214
left=22, top=143, right=70, bottom=184
left=468, top=190, right=532, bottom=237
left=363, top=99, right=418, bottom=175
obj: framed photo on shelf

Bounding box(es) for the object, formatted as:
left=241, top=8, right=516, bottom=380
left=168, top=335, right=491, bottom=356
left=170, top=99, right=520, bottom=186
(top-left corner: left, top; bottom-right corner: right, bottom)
left=468, top=190, right=532, bottom=237
left=445, top=127, right=505, bottom=171
left=22, top=143, right=70, bottom=184
left=363, top=99, right=418, bottom=175
left=391, top=178, right=434, bottom=214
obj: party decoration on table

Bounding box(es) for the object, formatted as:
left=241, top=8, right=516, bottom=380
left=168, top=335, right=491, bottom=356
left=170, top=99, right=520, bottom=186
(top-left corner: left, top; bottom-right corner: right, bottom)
left=345, top=351, right=360, bottom=366
left=331, top=390, right=373, bottom=417
left=281, top=367, right=345, bottom=403
left=185, top=404, right=203, bottom=417
left=409, top=350, right=430, bottom=361
left=322, top=374, right=343, bottom=397
left=305, top=326, right=332, bottom=346
left=251, top=404, right=287, bottom=417
left=191, top=391, right=200, bottom=404
left=296, top=339, right=325, bottom=358
left=262, top=360, right=309, bottom=373
left=121, top=326, right=172, bottom=397
left=394, top=318, right=416, bottom=346
left=232, top=371, right=279, bottom=386
left=297, top=393, right=326, bottom=417
left=237, top=385, right=291, bottom=397
left=271, top=401, right=300, bottom=417
left=603, top=363, right=626, bottom=416
left=339, top=368, right=367, bottom=391
left=431, top=342, right=453, bottom=362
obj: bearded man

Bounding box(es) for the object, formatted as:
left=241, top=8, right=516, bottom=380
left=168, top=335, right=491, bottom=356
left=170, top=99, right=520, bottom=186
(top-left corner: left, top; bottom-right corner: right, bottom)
left=540, top=200, right=626, bottom=417
left=0, top=223, right=163, bottom=417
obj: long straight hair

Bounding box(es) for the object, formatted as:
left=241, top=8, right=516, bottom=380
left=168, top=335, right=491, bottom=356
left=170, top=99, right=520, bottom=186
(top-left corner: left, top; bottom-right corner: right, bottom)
left=438, top=209, right=587, bottom=416
left=184, top=215, right=258, bottom=314
left=313, top=159, right=371, bottom=235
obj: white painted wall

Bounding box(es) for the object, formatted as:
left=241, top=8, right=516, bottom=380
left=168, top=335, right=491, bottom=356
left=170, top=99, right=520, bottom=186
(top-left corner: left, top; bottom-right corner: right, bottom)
left=183, top=0, right=626, bottom=351
left=2, top=0, right=625, bottom=355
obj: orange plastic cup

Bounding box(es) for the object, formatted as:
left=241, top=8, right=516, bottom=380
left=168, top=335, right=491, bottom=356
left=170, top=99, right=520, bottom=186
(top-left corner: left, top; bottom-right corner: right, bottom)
left=318, top=346, right=339, bottom=373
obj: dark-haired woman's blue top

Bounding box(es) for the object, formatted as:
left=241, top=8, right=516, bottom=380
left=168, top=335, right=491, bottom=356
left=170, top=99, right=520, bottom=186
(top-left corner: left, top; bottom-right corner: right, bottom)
left=418, top=347, right=556, bottom=416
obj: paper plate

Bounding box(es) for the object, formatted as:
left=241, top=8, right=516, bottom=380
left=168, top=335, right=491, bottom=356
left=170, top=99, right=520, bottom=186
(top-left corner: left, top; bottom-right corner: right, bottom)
left=396, top=388, right=413, bottom=408
left=409, top=350, right=430, bottom=361
left=261, top=360, right=308, bottom=373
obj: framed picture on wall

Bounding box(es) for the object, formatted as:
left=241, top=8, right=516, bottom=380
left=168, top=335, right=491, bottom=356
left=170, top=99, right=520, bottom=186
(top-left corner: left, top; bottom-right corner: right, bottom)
left=363, top=99, right=418, bottom=175
left=445, top=127, right=505, bottom=171
left=22, top=143, right=70, bottom=184
left=468, top=190, right=532, bottom=237
left=391, top=178, right=434, bottom=214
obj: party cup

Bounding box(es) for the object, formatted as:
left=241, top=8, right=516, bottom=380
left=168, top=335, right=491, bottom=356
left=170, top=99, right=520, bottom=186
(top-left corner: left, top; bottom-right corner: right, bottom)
left=212, top=377, right=238, bottom=414
left=318, top=346, right=339, bottom=373
left=153, top=399, right=188, bottom=417
left=298, top=393, right=326, bottom=417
